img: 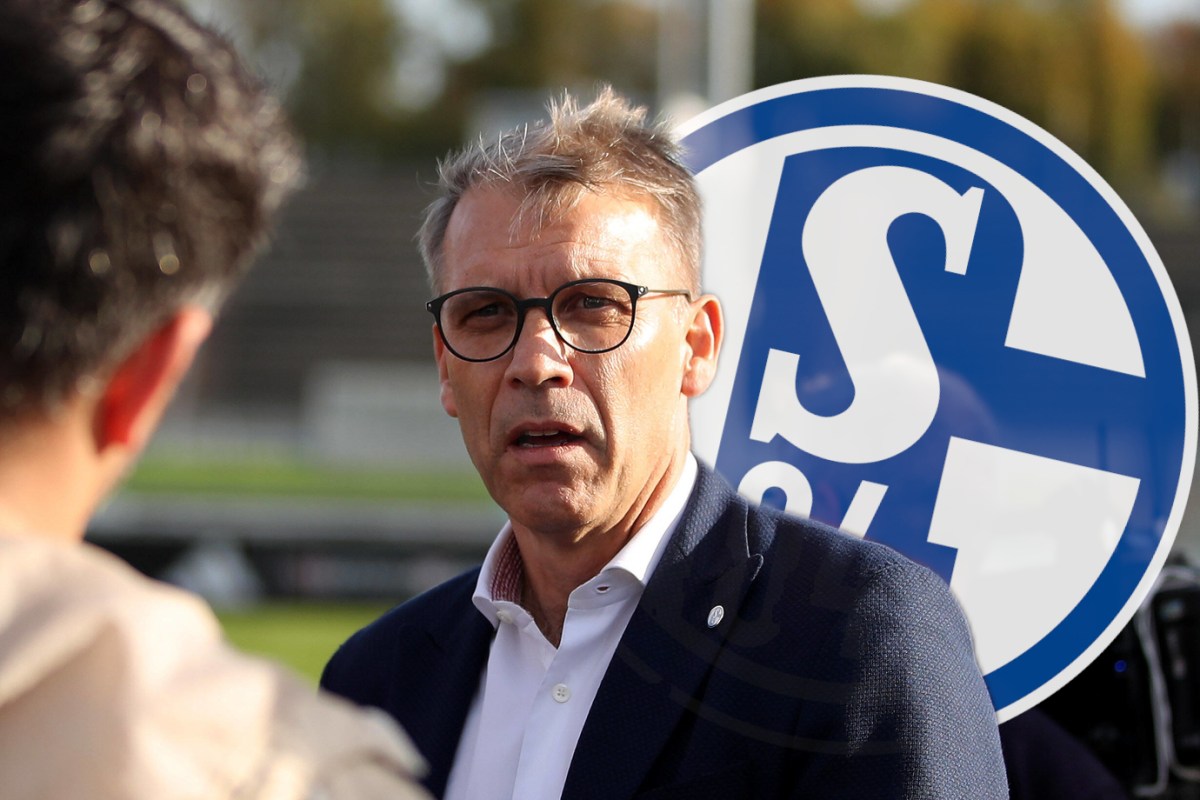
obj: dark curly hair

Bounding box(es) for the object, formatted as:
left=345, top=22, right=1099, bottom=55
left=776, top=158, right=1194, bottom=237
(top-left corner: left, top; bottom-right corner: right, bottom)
left=0, top=0, right=301, bottom=418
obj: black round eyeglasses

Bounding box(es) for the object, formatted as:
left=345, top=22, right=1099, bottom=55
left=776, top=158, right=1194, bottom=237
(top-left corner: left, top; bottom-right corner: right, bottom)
left=426, top=278, right=692, bottom=363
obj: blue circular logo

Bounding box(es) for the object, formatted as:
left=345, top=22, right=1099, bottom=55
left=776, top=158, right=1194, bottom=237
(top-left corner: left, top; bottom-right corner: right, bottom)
left=680, top=76, right=1197, bottom=720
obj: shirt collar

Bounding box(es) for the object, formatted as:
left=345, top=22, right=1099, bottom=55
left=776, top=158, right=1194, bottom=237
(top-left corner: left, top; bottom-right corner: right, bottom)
left=472, top=453, right=698, bottom=625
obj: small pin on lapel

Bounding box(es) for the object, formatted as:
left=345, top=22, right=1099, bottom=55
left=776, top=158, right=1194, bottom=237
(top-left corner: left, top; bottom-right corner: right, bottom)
left=707, top=605, right=725, bottom=628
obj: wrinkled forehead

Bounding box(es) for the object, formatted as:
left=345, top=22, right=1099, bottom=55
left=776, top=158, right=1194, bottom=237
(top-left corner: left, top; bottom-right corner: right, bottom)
left=440, top=184, right=680, bottom=291
left=459, top=180, right=660, bottom=239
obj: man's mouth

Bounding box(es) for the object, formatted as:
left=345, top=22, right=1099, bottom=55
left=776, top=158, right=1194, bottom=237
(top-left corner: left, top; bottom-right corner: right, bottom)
left=515, top=429, right=583, bottom=448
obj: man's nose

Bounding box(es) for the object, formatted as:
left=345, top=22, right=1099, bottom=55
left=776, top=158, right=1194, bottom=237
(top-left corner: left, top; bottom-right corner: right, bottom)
left=504, top=307, right=573, bottom=387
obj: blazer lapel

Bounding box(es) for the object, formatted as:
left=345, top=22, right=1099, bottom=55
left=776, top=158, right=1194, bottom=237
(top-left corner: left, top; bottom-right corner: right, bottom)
left=404, top=602, right=495, bottom=798
left=561, top=467, right=764, bottom=800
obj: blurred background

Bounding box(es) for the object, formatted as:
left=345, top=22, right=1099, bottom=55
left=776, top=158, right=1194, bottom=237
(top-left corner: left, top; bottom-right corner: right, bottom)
left=85, top=0, right=1200, bottom=792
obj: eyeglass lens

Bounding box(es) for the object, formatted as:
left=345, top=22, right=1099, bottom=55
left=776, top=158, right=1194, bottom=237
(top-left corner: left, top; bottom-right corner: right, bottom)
left=438, top=280, right=636, bottom=361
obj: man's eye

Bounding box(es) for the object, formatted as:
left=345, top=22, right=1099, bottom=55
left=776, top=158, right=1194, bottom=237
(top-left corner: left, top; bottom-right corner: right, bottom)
left=559, top=290, right=623, bottom=313
left=580, top=295, right=616, bottom=310
left=451, top=297, right=514, bottom=329
left=468, top=302, right=504, bottom=318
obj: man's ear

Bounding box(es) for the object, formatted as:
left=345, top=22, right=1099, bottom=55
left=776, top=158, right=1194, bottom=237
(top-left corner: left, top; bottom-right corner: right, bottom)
left=681, top=294, right=724, bottom=398
left=433, top=324, right=459, bottom=418
left=95, top=307, right=213, bottom=453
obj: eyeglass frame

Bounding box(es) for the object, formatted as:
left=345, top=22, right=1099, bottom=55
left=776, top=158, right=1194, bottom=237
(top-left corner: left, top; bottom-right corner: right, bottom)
left=426, top=277, right=693, bottom=363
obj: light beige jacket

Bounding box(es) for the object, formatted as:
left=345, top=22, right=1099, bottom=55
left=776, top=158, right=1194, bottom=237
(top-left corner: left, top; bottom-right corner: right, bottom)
left=0, top=535, right=430, bottom=800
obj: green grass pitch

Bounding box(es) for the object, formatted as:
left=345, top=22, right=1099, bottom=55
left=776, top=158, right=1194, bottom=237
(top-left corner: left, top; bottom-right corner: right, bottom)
left=216, top=601, right=393, bottom=684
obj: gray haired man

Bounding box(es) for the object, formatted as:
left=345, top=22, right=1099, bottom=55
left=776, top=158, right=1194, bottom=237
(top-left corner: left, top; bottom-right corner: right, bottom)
left=324, top=89, right=1008, bottom=799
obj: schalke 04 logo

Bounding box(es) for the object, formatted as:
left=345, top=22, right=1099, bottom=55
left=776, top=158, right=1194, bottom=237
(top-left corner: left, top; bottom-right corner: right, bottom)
left=680, top=76, right=1197, bottom=720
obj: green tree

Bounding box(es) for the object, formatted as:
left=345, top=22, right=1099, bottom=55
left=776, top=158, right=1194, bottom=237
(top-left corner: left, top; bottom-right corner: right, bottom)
left=213, top=0, right=1161, bottom=191
left=219, top=0, right=465, bottom=158
left=755, top=0, right=1156, bottom=194
left=950, top=0, right=1054, bottom=124
left=289, top=0, right=405, bottom=149
left=452, top=0, right=656, bottom=96
left=1153, top=22, right=1200, bottom=160
left=1071, top=0, right=1156, bottom=191
left=756, top=0, right=866, bottom=84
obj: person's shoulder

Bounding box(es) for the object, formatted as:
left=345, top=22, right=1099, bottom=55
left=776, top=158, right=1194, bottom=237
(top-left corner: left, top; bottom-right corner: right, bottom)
left=707, top=493, right=964, bottom=670
left=688, top=463, right=942, bottom=604
left=0, top=534, right=223, bottom=664
left=745, top=506, right=976, bottom=692
left=0, top=535, right=431, bottom=799
left=322, top=566, right=482, bottom=695
left=693, top=462, right=909, bottom=568
left=741, top=495, right=933, bottom=595
left=0, top=532, right=168, bottom=595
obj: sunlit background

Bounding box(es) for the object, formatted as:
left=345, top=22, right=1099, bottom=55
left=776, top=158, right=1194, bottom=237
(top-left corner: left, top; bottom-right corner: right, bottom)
left=85, top=1, right=1200, bottom=753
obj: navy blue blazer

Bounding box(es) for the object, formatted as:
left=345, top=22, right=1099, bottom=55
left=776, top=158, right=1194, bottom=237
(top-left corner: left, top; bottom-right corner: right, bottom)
left=322, top=465, right=1008, bottom=799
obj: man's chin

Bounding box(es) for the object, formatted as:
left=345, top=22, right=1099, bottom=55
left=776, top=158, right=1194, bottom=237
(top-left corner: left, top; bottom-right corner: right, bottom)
left=499, top=483, right=599, bottom=536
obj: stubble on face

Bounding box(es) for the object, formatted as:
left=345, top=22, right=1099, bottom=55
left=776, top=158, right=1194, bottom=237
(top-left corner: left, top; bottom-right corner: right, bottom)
left=435, top=186, right=695, bottom=549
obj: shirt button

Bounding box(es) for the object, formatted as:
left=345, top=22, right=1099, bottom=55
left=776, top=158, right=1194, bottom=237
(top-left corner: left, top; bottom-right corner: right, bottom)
left=552, top=683, right=571, bottom=703
left=496, top=610, right=513, bottom=624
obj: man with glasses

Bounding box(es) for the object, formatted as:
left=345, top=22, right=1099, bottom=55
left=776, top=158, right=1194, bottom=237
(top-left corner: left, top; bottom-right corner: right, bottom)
left=322, top=89, right=1008, bottom=799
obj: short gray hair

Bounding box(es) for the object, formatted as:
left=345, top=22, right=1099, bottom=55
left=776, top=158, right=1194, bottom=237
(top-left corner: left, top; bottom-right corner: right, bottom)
left=418, top=87, right=702, bottom=294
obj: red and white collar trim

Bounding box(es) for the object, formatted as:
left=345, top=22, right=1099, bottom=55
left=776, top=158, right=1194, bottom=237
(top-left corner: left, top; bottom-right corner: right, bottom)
left=490, top=531, right=524, bottom=605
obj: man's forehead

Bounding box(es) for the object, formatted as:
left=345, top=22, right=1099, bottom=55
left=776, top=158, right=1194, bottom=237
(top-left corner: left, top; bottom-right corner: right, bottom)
left=442, top=185, right=668, bottom=279
left=451, top=184, right=657, bottom=235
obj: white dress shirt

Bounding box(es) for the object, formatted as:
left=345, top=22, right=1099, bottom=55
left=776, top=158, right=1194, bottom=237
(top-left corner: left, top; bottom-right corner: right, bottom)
left=443, top=455, right=698, bottom=800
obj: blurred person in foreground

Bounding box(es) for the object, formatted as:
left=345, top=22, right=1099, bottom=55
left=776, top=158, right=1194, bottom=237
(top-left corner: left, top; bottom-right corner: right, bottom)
left=0, top=1, right=429, bottom=797
left=322, top=88, right=1008, bottom=799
